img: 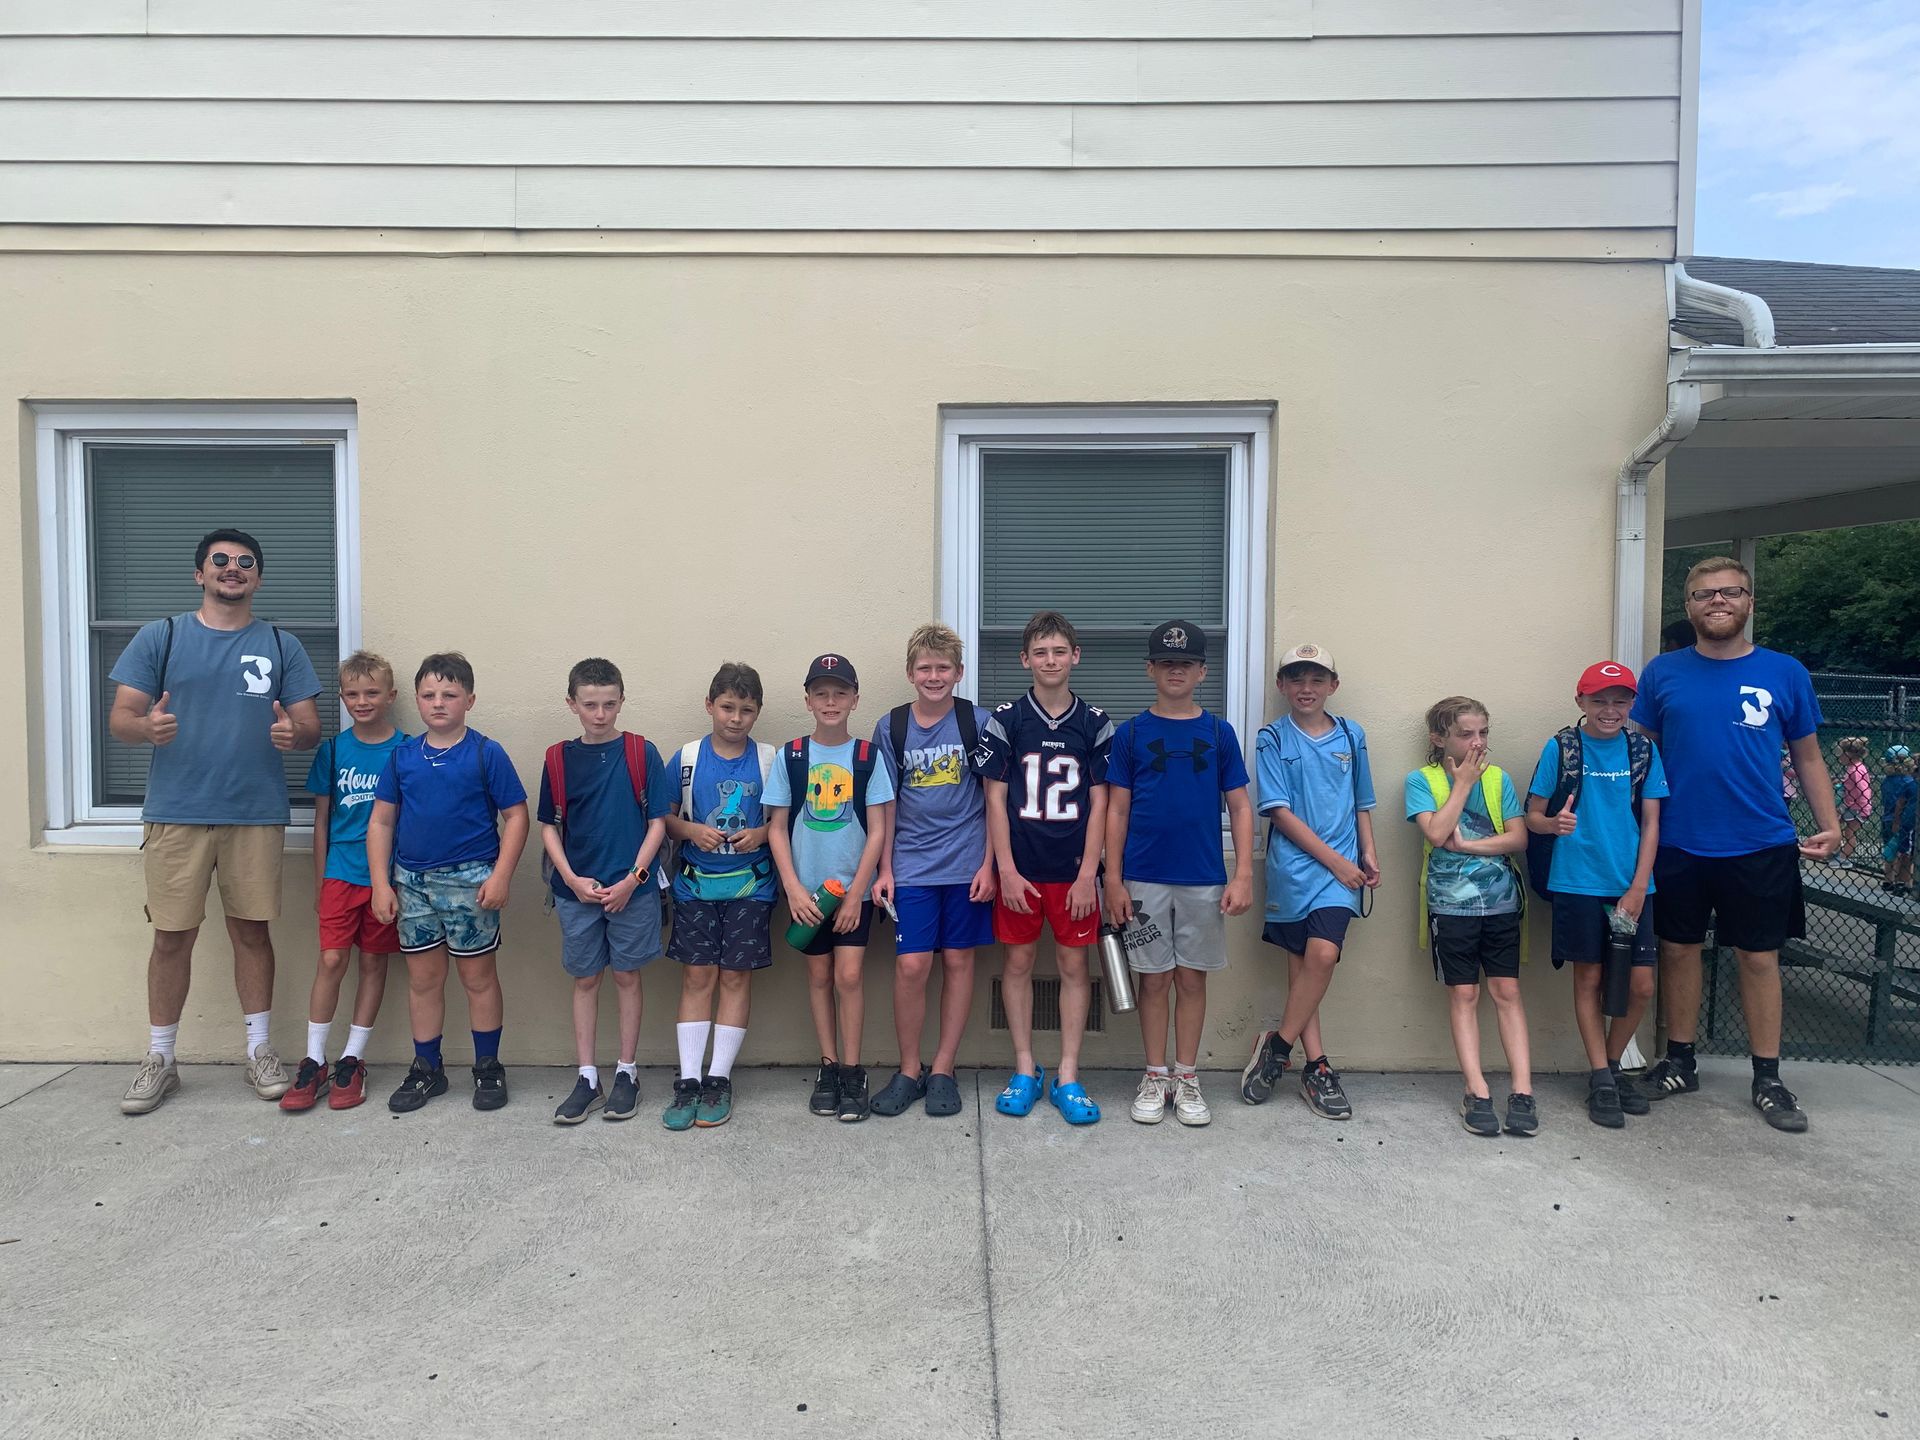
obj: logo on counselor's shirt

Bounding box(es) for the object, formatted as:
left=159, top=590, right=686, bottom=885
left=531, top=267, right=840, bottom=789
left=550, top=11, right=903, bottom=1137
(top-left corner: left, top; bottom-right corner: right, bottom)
left=238, top=655, right=274, bottom=696
left=1738, top=685, right=1774, bottom=729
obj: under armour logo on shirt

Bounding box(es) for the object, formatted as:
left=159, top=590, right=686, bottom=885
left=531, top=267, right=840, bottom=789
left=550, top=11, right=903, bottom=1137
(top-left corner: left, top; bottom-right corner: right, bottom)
left=1147, top=737, right=1212, bottom=773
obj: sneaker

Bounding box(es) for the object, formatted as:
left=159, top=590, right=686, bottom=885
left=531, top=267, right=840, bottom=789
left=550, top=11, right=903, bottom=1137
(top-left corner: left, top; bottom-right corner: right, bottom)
left=1641, top=1057, right=1699, bottom=1099
left=246, top=1044, right=292, bottom=1100
left=1301, top=1060, right=1352, bottom=1120
left=278, top=1057, right=330, bottom=1112
left=120, top=1052, right=180, bottom=1115
left=553, top=1076, right=604, bottom=1125
left=1460, top=1093, right=1500, bottom=1136
left=1587, top=1083, right=1626, bottom=1129
left=604, top=1069, right=639, bottom=1122
left=388, top=1057, right=448, bottom=1113
left=471, top=1057, right=509, bottom=1111
left=1173, top=1072, right=1211, bottom=1127
left=695, top=1076, right=734, bottom=1128
left=1752, top=1078, right=1809, bottom=1133
left=809, top=1059, right=841, bottom=1116
left=1239, top=1029, right=1287, bottom=1105
left=1130, top=1070, right=1173, bottom=1125
left=1503, top=1092, right=1538, bottom=1136
left=662, top=1077, right=701, bottom=1131
left=328, top=1056, right=369, bottom=1111
left=836, top=1064, right=870, bottom=1123
left=1612, top=1069, right=1651, bottom=1116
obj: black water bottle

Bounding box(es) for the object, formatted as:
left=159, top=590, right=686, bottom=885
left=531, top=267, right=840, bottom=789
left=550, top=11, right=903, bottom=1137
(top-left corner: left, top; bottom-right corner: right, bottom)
left=1602, top=917, right=1635, bottom=1019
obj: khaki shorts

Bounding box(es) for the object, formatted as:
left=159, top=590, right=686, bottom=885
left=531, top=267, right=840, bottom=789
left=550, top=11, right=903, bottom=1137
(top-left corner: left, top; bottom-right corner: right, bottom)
left=142, top=823, right=285, bottom=931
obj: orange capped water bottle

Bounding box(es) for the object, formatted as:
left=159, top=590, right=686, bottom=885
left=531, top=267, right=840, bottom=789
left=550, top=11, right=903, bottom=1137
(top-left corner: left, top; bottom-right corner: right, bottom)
left=784, top=877, right=848, bottom=949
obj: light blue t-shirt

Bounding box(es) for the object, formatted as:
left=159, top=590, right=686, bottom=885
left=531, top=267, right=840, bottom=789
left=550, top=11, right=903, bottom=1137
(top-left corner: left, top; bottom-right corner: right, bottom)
left=109, top=612, right=322, bottom=825
left=1256, top=714, right=1376, bottom=924
left=672, top=737, right=775, bottom=903
left=876, top=704, right=989, bottom=887
left=1405, top=769, right=1523, bottom=916
left=306, top=729, right=411, bottom=887
left=1526, top=730, right=1670, bottom=898
left=764, top=737, right=897, bottom=896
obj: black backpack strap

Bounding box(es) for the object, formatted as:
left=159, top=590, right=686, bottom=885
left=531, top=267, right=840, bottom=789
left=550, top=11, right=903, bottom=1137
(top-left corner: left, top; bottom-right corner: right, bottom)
left=784, top=737, right=809, bottom=836
left=273, top=625, right=286, bottom=698
left=888, top=704, right=911, bottom=781
left=155, top=614, right=176, bottom=698
left=1548, top=726, right=1583, bottom=814
left=851, top=738, right=875, bottom=825
left=955, top=700, right=979, bottom=760
left=1337, top=717, right=1360, bottom=808
left=1626, top=731, right=1652, bottom=817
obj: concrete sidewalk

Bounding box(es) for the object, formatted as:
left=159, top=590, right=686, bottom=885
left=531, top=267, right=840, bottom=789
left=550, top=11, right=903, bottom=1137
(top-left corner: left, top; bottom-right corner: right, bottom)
left=1, top=1058, right=1914, bottom=1440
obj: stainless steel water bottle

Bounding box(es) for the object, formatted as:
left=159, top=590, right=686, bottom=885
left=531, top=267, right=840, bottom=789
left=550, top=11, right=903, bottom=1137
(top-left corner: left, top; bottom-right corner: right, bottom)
left=1098, top=923, right=1137, bottom=1014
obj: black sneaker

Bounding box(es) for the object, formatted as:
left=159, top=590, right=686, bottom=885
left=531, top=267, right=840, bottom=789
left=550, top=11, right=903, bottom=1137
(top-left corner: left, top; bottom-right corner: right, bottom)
left=1301, top=1059, right=1352, bottom=1120
left=1752, top=1077, right=1809, bottom=1133
left=387, top=1057, right=448, bottom=1114
left=553, top=1076, right=603, bottom=1125
left=1504, top=1092, right=1538, bottom=1136
left=471, top=1056, right=509, bottom=1112
left=604, top=1069, right=639, bottom=1122
left=810, top=1058, right=841, bottom=1116
left=837, top=1064, right=870, bottom=1123
left=1641, top=1058, right=1699, bottom=1099
left=1460, top=1093, right=1500, bottom=1136
left=1587, top=1083, right=1626, bottom=1128
left=1613, top=1069, right=1651, bottom=1116
left=1239, top=1030, right=1287, bottom=1105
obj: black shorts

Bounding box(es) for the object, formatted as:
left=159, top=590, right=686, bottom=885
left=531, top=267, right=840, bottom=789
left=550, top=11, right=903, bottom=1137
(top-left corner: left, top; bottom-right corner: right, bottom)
left=1429, top=912, right=1522, bottom=986
left=1261, top=907, right=1353, bottom=956
left=1651, top=844, right=1805, bottom=953
left=667, top=897, right=774, bottom=972
left=1550, top=894, right=1657, bottom=968
left=796, top=900, right=874, bottom=957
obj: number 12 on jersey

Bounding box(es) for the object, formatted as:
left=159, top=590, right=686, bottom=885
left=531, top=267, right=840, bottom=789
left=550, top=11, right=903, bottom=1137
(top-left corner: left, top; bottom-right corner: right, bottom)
left=1017, top=752, right=1082, bottom=822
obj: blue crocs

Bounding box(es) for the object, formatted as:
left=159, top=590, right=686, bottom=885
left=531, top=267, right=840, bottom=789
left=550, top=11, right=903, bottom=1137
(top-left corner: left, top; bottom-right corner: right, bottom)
left=995, top=1068, right=1045, bottom=1117
left=1048, top=1078, right=1101, bottom=1125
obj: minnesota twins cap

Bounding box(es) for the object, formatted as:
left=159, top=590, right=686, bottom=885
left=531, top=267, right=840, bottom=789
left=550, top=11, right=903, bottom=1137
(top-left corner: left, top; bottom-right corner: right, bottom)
left=1576, top=660, right=1637, bottom=696
left=1146, top=620, right=1207, bottom=661
left=1277, top=642, right=1338, bottom=677
left=804, top=653, right=858, bottom=689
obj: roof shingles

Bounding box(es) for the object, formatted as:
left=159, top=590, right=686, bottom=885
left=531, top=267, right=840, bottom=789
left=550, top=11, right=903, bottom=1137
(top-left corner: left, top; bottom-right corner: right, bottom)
left=1676, top=255, right=1920, bottom=347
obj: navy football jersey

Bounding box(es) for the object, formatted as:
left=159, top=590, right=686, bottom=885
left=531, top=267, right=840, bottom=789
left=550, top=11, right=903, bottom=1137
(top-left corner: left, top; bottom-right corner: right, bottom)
left=977, top=691, right=1114, bottom=883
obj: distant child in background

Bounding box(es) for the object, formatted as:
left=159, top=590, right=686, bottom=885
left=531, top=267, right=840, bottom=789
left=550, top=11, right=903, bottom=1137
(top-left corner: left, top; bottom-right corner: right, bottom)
left=1836, top=737, right=1871, bottom=862
left=1882, top=745, right=1915, bottom=895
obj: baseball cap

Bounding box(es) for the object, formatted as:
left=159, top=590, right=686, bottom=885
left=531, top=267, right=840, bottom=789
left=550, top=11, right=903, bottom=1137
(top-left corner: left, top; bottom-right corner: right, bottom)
left=1277, top=642, right=1338, bottom=677
left=1146, top=620, right=1207, bottom=661
left=1886, top=744, right=1912, bottom=762
left=1576, top=661, right=1637, bottom=696
left=803, top=653, right=858, bottom=689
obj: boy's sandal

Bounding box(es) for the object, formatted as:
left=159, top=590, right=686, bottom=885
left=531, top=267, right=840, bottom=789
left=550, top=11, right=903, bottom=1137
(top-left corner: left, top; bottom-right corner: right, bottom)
left=1048, top=1079, right=1101, bottom=1126
left=869, top=1070, right=927, bottom=1117
left=995, top=1068, right=1045, bottom=1117
left=924, top=1072, right=964, bottom=1117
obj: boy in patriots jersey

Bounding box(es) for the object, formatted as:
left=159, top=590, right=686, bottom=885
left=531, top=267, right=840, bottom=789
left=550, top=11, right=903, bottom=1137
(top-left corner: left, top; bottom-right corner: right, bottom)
left=979, top=612, right=1113, bottom=1126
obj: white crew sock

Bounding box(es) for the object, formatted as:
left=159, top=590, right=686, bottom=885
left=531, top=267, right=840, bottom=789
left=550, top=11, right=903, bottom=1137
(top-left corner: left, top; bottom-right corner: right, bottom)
left=616, top=1061, right=638, bottom=1080
left=343, top=1025, right=375, bottom=1061
left=244, top=1011, right=272, bottom=1060
left=306, top=1021, right=331, bottom=1065
left=676, top=1021, right=711, bottom=1080
left=150, top=1024, right=179, bottom=1064
left=709, top=1025, right=748, bottom=1080
left=579, top=1064, right=600, bottom=1089
left=1146, top=1064, right=1169, bottom=1077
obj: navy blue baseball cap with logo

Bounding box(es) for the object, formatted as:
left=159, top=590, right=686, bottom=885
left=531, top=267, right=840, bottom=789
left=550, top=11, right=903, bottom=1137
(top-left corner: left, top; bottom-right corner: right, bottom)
left=1146, top=620, right=1207, bottom=661
left=804, top=653, right=859, bottom=689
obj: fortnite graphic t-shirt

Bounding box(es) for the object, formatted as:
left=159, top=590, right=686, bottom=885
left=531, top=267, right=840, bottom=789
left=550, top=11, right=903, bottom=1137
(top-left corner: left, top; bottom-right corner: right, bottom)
left=306, top=729, right=411, bottom=887
left=672, top=737, right=775, bottom=903
left=763, top=737, right=897, bottom=896
left=875, top=703, right=990, bottom=887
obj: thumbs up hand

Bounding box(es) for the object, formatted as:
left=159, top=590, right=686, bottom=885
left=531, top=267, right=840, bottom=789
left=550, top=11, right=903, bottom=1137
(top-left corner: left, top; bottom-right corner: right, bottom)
left=1553, top=804, right=1578, bottom=837
left=148, top=692, right=178, bottom=747
left=269, top=700, right=295, bottom=752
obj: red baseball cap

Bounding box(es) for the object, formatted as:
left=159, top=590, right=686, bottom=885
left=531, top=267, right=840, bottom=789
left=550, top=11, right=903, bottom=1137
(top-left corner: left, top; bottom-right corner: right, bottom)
left=1576, top=661, right=1637, bottom=696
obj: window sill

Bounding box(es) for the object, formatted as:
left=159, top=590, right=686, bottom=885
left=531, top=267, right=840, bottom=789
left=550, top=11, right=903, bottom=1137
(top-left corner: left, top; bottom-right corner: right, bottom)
left=40, top=825, right=316, bottom=853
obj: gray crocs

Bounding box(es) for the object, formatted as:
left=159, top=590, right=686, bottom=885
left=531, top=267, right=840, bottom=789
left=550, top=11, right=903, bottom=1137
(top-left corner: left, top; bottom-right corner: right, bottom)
left=925, top=1071, right=964, bottom=1117
left=870, top=1070, right=927, bottom=1117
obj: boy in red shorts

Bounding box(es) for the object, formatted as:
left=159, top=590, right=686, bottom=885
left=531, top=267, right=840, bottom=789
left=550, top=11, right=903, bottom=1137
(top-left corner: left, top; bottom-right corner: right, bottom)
left=980, top=612, right=1113, bottom=1124
left=281, top=651, right=410, bottom=1111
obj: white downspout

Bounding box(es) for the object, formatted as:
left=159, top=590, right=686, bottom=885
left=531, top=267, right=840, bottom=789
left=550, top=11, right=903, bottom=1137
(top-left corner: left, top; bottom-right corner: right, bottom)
left=1614, top=377, right=1702, bottom=670
left=1673, top=262, right=1777, bottom=348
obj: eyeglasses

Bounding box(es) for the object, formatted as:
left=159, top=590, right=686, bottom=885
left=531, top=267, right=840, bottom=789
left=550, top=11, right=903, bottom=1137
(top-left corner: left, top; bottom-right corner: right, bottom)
left=1687, top=585, right=1750, bottom=602
left=207, top=552, right=257, bottom=571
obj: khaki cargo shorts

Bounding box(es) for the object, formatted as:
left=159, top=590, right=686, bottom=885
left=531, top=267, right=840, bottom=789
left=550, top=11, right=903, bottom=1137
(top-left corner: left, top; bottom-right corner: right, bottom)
left=142, top=823, right=285, bottom=932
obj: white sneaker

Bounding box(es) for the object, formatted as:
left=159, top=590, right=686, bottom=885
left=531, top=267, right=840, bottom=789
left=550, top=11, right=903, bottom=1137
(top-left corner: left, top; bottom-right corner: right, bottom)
left=246, top=1043, right=291, bottom=1100
left=1173, top=1071, right=1211, bottom=1127
left=1130, top=1070, right=1172, bottom=1124
left=120, top=1052, right=180, bottom=1115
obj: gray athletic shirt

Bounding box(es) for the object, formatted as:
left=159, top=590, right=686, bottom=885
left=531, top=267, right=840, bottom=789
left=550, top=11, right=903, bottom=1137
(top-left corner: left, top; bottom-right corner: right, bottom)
left=109, top=612, right=322, bottom=825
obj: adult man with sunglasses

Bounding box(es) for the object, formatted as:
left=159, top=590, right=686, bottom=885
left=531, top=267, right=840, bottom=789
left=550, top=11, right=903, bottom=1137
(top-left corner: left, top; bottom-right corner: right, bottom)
left=1629, top=556, right=1840, bottom=1131
left=108, top=528, right=324, bottom=1113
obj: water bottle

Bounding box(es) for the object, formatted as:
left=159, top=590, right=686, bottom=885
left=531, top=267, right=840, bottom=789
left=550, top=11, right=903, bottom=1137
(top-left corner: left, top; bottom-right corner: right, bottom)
left=1602, top=905, right=1636, bottom=1018
left=784, top=878, right=848, bottom=949
left=1098, top=923, right=1137, bottom=1014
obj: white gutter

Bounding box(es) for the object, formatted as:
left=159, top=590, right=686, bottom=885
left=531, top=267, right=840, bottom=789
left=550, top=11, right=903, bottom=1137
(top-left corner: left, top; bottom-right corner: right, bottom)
left=1672, top=262, right=1776, bottom=348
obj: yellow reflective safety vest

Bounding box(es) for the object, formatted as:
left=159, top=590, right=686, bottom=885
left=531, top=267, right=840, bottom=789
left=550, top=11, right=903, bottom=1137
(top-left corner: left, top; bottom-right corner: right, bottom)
left=1415, top=762, right=1528, bottom=960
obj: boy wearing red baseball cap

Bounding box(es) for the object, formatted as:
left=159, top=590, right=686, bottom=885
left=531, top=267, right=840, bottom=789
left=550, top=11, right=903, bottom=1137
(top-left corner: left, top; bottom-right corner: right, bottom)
left=1524, top=661, right=1670, bottom=1129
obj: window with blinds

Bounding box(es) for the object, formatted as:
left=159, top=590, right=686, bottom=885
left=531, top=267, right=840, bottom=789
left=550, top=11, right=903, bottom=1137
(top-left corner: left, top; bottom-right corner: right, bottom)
left=977, top=448, right=1229, bottom=717
left=88, top=443, right=340, bottom=809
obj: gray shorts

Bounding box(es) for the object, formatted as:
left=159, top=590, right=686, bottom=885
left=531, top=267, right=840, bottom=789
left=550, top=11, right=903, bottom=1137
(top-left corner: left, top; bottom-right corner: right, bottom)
left=1121, top=882, right=1228, bottom=974
left=554, top=888, right=663, bottom=978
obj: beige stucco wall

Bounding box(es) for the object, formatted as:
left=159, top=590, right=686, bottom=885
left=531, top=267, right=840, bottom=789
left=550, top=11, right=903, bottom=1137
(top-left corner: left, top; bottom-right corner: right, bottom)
left=0, top=250, right=1667, bottom=1071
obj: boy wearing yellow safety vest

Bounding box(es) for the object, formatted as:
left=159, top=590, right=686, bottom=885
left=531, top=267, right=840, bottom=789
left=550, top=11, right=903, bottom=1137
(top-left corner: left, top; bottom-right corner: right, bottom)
left=1404, top=696, right=1535, bottom=1137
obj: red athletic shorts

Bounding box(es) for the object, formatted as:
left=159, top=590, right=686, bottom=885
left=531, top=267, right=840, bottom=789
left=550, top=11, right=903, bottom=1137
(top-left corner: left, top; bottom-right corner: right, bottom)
left=319, top=877, right=401, bottom=954
left=993, top=880, right=1099, bottom=947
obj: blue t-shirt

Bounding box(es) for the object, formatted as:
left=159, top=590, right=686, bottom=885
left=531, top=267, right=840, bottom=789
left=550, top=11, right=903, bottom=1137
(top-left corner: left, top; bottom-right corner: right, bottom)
left=1404, top=768, right=1523, bottom=916
left=108, top=612, right=322, bottom=825
left=976, top=692, right=1114, bottom=884
left=1256, top=714, right=1376, bottom=924
left=670, top=737, right=775, bottom=903
left=876, top=703, right=990, bottom=887
left=534, top=735, right=673, bottom=898
left=1629, top=646, right=1820, bottom=857
left=1525, top=730, right=1670, bottom=898
left=1106, top=710, right=1250, bottom=887
left=374, top=729, right=529, bottom=874
left=764, top=736, right=897, bottom=896
left=306, top=729, right=411, bottom=887
left=1884, top=774, right=1917, bottom=833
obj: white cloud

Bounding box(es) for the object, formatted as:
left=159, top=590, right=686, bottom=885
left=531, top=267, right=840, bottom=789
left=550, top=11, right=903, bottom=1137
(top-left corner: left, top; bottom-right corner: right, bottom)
left=1747, top=182, right=1856, bottom=218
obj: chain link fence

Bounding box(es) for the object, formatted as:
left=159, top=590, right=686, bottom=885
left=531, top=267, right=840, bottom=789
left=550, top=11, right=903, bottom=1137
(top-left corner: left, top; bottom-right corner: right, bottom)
left=1698, top=672, right=1920, bottom=1065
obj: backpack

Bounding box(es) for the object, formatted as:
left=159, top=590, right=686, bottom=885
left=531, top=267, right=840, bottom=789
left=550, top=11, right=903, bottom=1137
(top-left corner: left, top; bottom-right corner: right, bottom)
left=1525, top=725, right=1653, bottom=903
left=886, top=701, right=980, bottom=784
left=783, top=736, right=878, bottom=836
left=670, top=739, right=777, bottom=895
left=1414, top=762, right=1527, bottom=960
left=1256, top=716, right=1361, bottom=849
left=544, top=732, right=650, bottom=841
left=153, top=613, right=289, bottom=698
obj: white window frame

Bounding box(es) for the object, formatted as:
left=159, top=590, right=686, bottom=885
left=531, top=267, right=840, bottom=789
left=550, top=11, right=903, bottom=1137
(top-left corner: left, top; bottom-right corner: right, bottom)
left=938, top=403, right=1273, bottom=766
left=33, top=403, right=360, bottom=848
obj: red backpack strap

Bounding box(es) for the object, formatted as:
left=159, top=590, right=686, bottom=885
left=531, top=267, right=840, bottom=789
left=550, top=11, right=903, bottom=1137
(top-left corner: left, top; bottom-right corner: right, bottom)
left=621, top=731, right=649, bottom=810
left=544, top=742, right=569, bottom=822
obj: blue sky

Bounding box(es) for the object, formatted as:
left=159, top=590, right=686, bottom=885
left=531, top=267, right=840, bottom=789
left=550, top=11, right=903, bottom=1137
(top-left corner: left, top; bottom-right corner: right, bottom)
left=1695, top=0, right=1919, bottom=268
